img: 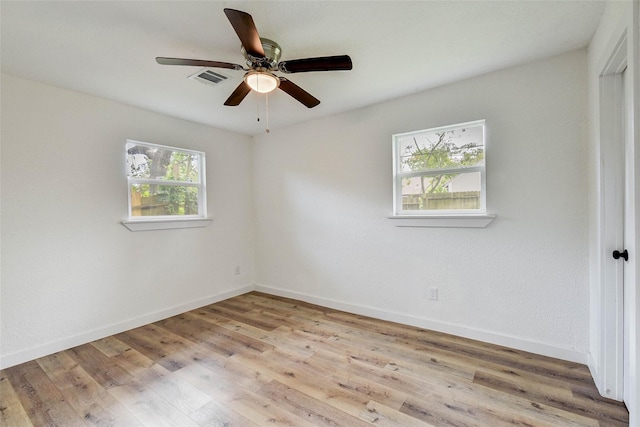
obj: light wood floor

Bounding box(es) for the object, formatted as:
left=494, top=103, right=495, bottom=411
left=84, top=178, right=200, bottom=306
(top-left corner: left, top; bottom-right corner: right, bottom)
left=0, top=292, right=629, bottom=427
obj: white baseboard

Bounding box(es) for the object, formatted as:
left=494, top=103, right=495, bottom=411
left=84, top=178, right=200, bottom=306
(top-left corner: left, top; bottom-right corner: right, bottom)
left=587, top=352, right=604, bottom=395
left=1, top=283, right=588, bottom=370
left=0, top=285, right=253, bottom=370
left=254, top=284, right=587, bottom=365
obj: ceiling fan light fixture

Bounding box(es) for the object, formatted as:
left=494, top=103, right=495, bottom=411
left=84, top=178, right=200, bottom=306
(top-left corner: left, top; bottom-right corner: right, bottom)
left=244, top=70, right=279, bottom=93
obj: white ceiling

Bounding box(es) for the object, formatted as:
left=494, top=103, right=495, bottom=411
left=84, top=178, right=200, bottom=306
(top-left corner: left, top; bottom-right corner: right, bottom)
left=1, top=1, right=605, bottom=136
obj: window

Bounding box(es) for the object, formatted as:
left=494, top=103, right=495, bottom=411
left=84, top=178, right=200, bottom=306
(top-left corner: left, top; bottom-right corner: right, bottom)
left=393, top=120, right=486, bottom=216
left=126, top=140, right=207, bottom=222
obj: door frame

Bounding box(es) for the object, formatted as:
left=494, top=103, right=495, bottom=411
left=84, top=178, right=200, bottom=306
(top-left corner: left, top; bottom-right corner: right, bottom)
left=591, top=3, right=639, bottom=423
left=595, top=31, right=627, bottom=402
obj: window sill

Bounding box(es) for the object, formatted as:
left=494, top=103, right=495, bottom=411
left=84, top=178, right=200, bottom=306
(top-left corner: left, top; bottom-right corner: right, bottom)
left=121, top=218, right=213, bottom=231
left=388, top=214, right=496, bottom=228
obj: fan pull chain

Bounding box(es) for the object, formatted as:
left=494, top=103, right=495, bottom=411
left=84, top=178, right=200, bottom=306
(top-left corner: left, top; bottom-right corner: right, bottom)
left=256, top=94, right=260, bottom=123
left=265, top=92, right=270, bottom=133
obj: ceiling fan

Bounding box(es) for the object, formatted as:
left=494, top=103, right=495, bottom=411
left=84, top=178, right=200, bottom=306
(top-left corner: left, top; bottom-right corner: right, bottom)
left=156, top=8, right=353, bottom=109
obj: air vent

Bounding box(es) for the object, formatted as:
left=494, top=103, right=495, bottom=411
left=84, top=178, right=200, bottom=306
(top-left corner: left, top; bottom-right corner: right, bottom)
left=188, top=68, right=230, bottom=87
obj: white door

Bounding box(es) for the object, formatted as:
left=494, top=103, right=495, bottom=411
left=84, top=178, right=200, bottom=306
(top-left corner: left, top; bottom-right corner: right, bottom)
left=596, top=24, right=637, bottom=425
left=609, top=65, right=635, bottom=410
left=621, top=66, right=635, bottom=408
left=597, top=36, right=630, bottom=404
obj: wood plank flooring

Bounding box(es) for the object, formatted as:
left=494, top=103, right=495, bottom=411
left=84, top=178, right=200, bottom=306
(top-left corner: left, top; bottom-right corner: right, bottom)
left=0, top=292, right=629, bottom=427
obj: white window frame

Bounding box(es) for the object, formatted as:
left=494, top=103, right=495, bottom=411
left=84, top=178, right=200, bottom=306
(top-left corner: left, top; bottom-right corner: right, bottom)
left=122, top=140, right=211, bottom=231
left=390, top=120, right=495, bottom=228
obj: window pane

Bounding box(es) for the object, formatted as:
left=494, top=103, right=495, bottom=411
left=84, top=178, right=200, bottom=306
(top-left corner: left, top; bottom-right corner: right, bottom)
left=127, top=143, right=200, bottom=182
left=130, top=184, right=199, bottom=217
left=397, top=124, right=484, bottom=173
left=401, top=172, right=481, bottom=211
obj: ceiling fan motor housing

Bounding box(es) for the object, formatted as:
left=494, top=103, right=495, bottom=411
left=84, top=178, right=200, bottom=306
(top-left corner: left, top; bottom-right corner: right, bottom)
left=242, top=38, right=282, bottom=69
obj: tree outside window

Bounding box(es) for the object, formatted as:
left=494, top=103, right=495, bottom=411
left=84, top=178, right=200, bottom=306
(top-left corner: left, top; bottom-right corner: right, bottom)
left=126, top=140, right=206, bottom=219
left=393, top=120, right=486, bottom=214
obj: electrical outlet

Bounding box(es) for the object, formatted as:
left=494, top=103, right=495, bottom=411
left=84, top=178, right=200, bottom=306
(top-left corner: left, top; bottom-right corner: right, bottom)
left=235, top=266, right=240, bottom=275
left=428, top=287, right=438, bottom=301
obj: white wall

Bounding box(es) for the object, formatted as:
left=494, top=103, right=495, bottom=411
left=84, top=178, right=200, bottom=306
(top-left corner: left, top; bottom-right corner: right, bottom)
left=253, top=50, right=589, bottom=363
left=0, top=74, right=255, bottom=368
left=0, top=50, right=594, bottom=370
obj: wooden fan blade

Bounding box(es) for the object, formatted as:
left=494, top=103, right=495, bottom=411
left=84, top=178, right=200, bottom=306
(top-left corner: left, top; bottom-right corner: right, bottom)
left=278, top=55, right=352, bottom=73
left=156, top=57, right=244, bottom=70
left=278, top=78, right=320, bottom=108
left=224, top=81, right=252, bottom=106
left=223, top=8, right=265, bottom=58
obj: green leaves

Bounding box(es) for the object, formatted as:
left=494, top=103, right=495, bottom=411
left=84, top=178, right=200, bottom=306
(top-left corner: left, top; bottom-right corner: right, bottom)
left=401, top=129, right=483, bottom=194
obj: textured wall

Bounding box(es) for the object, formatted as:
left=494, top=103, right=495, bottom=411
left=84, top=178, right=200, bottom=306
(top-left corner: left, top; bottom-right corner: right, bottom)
left=253, top=50, right=589, bottom=361
left=1, top=74, right=256, bottom=366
